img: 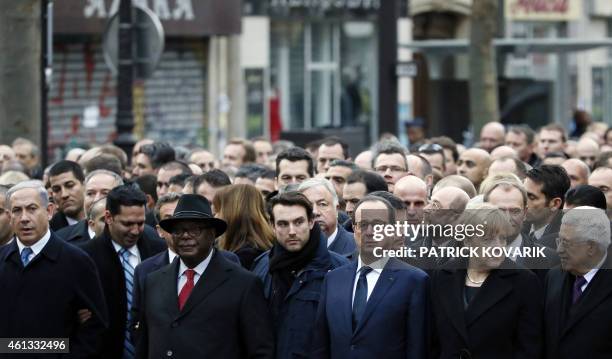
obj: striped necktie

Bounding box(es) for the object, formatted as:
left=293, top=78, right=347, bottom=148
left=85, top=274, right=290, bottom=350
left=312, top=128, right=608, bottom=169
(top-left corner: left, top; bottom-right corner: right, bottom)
left=119, top=248, right=136, bottom=359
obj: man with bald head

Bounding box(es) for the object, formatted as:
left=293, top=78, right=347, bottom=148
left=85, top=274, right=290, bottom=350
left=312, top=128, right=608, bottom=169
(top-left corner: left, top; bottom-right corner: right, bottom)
left=424, top=187, right=469, bottom=242
left=490, top=145, right=518, bottom=161
left=406, top=154, right=433, bottom=189
left=575, top=138, right=600, bottom=169
left=488, top=156, right=527, bottom=180
left=479, top=122, right=505, bottom=152
left=393, top=175, right=428, bottom=225
left=457, top=148, right=491, bottom=190
left=433, top=175, right=477, bottom=198
left=561, top=159, right=590, bottom=189
left=353, top=150, right=372, bottom=170
left=0, top=145, right=15, bottom=170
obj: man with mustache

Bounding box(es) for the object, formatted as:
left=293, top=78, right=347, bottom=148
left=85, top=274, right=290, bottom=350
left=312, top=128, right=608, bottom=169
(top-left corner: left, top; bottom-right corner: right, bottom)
left=48, top=160, right=86, bottom=232
left=80, top=184, right=166, bottom=359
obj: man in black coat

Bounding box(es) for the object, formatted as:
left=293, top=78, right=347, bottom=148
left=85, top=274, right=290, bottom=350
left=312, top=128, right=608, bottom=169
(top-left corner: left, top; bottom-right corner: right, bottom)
left=80, top=184, right=165, bottom=359
left=545, top=206, right=612, bottom=359
left=0, top=180, right=108, bottom=358
left=135, top=194, right=274, bottom=359
left=48, top=160, right=87, bottom=232
left=57, top=169, right=124, bottom=244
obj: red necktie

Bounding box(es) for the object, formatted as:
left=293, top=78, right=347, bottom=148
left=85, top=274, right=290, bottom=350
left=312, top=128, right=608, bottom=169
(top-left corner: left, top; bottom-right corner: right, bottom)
left=178, top=269, right=195, bottom=310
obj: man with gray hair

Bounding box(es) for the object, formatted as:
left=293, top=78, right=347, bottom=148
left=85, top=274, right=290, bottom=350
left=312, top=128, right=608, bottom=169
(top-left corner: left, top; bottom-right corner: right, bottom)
left=298, top=178, right=356, bottom=258
left=57, top=169, right=124, bottom=244
left=0, top=185, right=13, bottom=246
left=0, top=180, right=108, bottom=355
left=544, top=206, right=612, bottom=359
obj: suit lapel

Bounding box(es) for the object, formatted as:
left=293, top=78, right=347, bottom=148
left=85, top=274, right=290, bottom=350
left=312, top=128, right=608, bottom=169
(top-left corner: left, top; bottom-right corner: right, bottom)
left=177, top=252, right=232, bottom=319
left=158, top=259, right=181, bottom=319
left=465, top=269, right=513, bottom=326
left=353, top=259, right=397, bottom=335
left=439, top=269, right=469, bottom=343
left=335, top=262, right=357, bottom=337
left=563, top=258, right=612, bottom=336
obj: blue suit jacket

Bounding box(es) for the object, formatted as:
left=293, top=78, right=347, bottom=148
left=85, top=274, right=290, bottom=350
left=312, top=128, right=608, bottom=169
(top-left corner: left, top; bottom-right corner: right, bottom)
left=311, top=258, right=429, bottom=359
left=327, top=225, right=357, bottom=259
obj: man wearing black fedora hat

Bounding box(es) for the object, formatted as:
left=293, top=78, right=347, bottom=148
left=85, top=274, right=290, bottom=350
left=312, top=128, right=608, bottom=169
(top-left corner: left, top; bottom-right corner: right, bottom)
left=134, top=194, right=275, bottom=359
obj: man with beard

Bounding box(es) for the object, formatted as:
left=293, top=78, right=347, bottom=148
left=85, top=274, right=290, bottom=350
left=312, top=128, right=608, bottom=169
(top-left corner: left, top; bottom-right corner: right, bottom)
left=312, top=196, right=429, bottom=359
left=48, top=160, right=86, bottom=232
left=253, top=192, right=347, bottom=358
left=299, top=178, right=356, bottom=258
left=81, top=184, right=166, bottom=359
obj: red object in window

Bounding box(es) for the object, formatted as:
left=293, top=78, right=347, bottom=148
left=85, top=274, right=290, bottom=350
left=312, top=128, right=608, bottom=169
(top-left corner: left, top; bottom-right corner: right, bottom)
left=269, top=92, right=282, bottom=142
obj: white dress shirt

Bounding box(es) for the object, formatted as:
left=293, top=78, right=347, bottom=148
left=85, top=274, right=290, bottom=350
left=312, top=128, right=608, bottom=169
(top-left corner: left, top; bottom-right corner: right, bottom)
left=87, top=226, right=95, bottom=240
left=16, top=229, right=51, bottom=263
left=581, top=255, right=607, bottom=292
left=168, top=249, right=177, bottom=264
left=66, top=216, right=79, bottom=226
left=507, top=234, right=523, bottom=262
left=351, top=256, right=388, bottom=307
left=529, top=224, right=548, bottom=241
left=112, top=241, right=141, bottom=269
left=177, top=249, right=214, bottom=294
left=326, top=227, right=339, bottom=248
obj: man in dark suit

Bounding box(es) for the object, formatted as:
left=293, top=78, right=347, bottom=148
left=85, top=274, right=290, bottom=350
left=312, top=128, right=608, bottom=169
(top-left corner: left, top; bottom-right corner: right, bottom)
left=131, top=192, right=239, bottom=335
left=485, top=180, right=560, bottom=280
left=135, top=194, right=274, bottom=358
left=57, top=169, right=123, bottom=244
left=81, top=184, right=166, bottom=359
left=299, top=178, right=356, bottom=258
left=0, top=180, right=108, bottom=358
left=48, top=160, right=87, bottom=232
left=545, top=206, right=612, bottom=359
left=523, top=165, right=570, bottom=249
left=312, top=195, right=429, bottom=359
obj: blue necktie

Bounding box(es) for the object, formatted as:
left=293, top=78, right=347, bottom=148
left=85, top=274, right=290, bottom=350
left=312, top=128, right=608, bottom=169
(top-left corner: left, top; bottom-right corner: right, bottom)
left=352, top=266, right=373, bottom=330
left=119, top=248, right=135, bottom=359
left=572, top=276, right=587, bottom=304
left=21, top=247, right=33, bottom=266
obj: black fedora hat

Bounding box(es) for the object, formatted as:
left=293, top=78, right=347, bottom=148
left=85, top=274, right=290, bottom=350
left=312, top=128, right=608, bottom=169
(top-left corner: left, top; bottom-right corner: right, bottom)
left=159, top=194, right=227, bottom=237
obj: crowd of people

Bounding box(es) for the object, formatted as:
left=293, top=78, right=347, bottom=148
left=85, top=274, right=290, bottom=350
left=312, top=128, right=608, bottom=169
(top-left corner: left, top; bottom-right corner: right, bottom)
left=0, top=120, right=611, bottom=359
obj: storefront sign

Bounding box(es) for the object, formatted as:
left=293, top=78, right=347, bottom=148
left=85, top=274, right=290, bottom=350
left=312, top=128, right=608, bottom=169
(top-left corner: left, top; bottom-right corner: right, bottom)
left=54, top=0, right=241, bottom=36
left=505, top=0, right=581, bottom=21
left=270, top=0, right=380, bottom=10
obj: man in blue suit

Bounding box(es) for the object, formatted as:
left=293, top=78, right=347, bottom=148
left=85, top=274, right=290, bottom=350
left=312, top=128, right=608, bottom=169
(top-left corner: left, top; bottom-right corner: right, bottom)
left=299, top=178, right=357, bottom=258
left=311, top=195, right=429, bottom=359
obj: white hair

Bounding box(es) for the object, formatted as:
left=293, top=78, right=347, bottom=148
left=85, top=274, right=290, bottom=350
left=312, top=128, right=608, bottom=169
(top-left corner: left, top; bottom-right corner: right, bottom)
left=562, top=206, right=611, bottom=250
left=84, top=169, right=124, bottom=187
left=6, top=180, right=49, bottom=207
left=297, top=178, right=339, bottom=207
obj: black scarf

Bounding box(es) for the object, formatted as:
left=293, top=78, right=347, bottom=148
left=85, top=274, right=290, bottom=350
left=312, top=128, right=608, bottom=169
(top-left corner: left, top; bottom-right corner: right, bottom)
left=268, top=223, right=321, bottom=316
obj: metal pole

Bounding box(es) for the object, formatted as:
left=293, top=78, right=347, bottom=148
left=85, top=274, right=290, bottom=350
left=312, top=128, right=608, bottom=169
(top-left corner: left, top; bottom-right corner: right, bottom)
left=377, top=0, right=398, bottom=136
left=41, top=0, right=50, bottom=168
left=114, top=0, right=136, bottom=160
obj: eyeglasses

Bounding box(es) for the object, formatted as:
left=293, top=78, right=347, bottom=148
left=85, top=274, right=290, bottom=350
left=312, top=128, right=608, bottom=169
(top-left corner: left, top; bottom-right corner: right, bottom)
left=354, top=220, right=386, bottom=231
left=171, top=226, right=210, bottom=238
left=374, top=166, right=407, bottom=174
left=418, top=143, right=444, bottom=154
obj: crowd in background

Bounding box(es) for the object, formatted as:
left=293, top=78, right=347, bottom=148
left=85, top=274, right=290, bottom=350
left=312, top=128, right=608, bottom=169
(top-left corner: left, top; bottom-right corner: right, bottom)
left=0, top=119, right=612, bottom=359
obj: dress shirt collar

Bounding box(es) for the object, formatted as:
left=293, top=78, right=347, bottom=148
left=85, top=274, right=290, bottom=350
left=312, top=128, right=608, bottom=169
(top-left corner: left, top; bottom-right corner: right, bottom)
left=530, top=224, right=548, bottom=240
left=583, top=254, right=607, bottom=285
left=111, top=240, right=139, bottom=258
left=326, top=226, right=339, bottom=248
left=357, top=255, right=388, bottom=275
left=178, top=248, right=214, bottom=279
left=16, top=229, right=51, bottom=257
left=168, top=249, right=177, bottom=264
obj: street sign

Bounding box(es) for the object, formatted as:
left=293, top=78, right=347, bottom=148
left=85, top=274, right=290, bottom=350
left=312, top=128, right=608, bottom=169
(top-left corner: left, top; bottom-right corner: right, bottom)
left=396, top=61, right=418, bottom=78
left=102, top=4, right=164, bottom=80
